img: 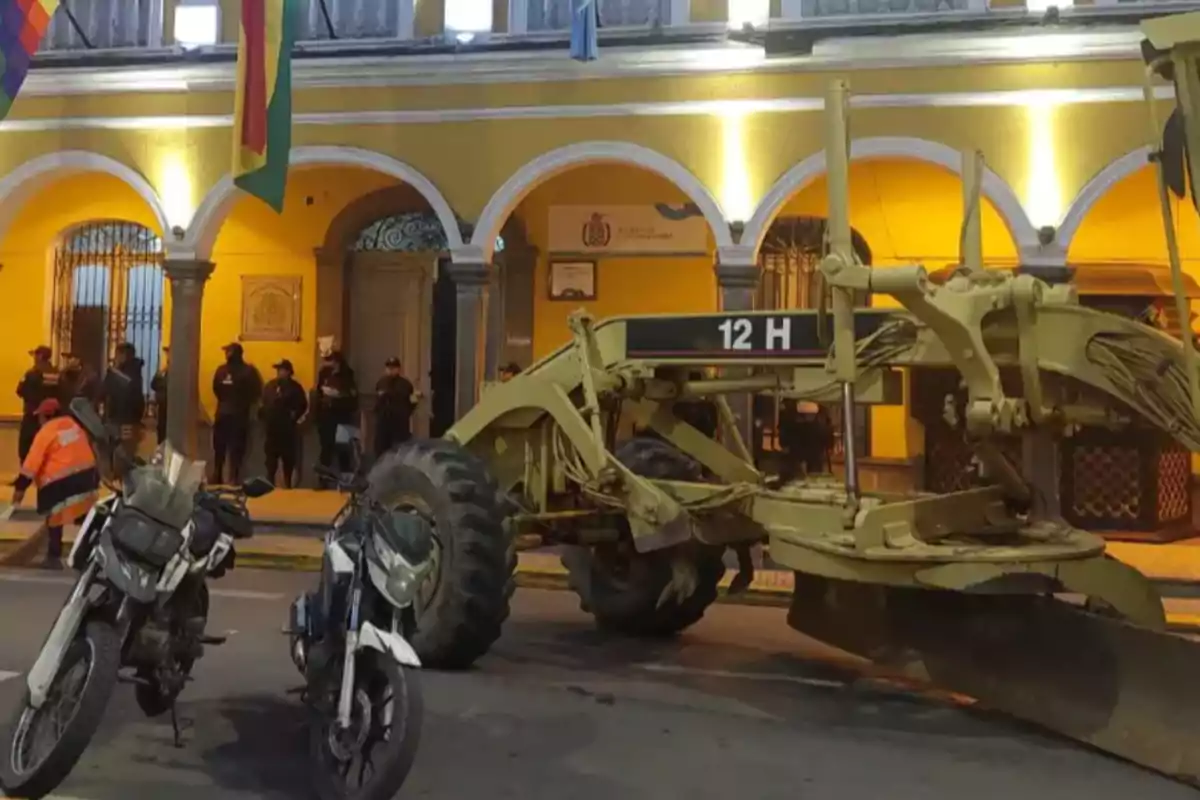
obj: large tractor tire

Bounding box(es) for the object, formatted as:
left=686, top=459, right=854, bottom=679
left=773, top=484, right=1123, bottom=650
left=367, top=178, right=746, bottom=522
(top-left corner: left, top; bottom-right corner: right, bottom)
left=562, top=437, right=726, bottom=637
left=367, top=439, right=515, bottom=670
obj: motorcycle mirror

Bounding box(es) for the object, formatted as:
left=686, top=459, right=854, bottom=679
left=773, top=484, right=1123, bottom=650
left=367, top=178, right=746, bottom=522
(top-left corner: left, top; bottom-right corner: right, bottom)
left=68, top=397, right=107, bottom=443
left=242, top=477, right=275, bottom=499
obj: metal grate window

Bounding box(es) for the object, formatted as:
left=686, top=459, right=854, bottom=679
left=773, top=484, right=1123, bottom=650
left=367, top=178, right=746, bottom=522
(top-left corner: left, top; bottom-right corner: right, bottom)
left=527, top=0, right=670, bottom=30
left=50, top=220, right=165, bottom=406
left=43, top=0, right=159, bottom=51
left=755, top=217, right=873, bottom=462
left=296, top=0, right=411, bottom=40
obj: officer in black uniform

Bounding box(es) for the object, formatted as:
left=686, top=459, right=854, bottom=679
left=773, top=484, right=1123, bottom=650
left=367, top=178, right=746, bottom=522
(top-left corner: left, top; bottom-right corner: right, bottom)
left=374, top=357, right=416, bottom=457
left=312, top=350, right=358, bottom=486
left=100, top=342, right=147, bottom=466
left=260, top=359, right=308, bottom=489
left=778, top=399, right=834, bottom=481
left=150, top=346, right=169, bottom=445
left=61, top=352, right=101, bottom=407
left=15, top=346, right=60, bottom=462
left=211, top=342, right=262, bottom=485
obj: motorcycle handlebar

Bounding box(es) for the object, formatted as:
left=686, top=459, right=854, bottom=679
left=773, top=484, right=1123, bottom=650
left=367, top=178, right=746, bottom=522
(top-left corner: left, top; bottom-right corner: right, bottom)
left=315, top=465, right=370, bottom=495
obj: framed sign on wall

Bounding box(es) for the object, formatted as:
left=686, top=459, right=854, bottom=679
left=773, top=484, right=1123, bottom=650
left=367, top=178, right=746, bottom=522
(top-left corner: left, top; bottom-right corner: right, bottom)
left=548, top=260, right=597, bottom=301
left=241, top=275, right=302, bottom=341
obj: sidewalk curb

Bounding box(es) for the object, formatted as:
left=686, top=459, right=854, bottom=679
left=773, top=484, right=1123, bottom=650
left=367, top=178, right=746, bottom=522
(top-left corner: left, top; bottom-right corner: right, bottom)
left=5, top=533, right=1200, bottom=624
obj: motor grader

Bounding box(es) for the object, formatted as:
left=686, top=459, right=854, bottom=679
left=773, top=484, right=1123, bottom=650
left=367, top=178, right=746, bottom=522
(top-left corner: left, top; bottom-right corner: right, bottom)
left=363, top=11, right=1200, bottom=784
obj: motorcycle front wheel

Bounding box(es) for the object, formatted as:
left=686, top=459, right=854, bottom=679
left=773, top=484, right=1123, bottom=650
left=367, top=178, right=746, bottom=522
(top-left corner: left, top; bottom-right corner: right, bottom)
left=0, top=620, right=122, bottom=799
left=309, top=651, right=423, bottom=800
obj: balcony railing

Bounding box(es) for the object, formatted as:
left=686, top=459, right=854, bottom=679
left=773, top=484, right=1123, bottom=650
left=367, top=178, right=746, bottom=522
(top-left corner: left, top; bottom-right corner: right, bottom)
left=509, top=0, right=688, bottom=34
left=42, top=0, right=162, bottom=51
left=295, top=0, right=415, bottom=42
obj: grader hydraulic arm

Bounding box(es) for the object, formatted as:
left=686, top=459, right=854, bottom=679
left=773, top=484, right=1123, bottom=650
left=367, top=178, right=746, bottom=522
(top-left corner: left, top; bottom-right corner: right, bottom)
left=439, top=12, right=1200, bottom=784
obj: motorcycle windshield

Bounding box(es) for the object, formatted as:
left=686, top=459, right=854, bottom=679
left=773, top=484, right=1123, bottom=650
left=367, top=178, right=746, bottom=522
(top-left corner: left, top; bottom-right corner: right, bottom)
left=123, top=442, right=207, bottom=529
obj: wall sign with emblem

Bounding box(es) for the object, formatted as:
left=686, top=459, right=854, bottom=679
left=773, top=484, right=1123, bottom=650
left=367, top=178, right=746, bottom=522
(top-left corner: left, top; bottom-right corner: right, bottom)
left=241, top=275, right=302, bottom=342
left=624, top=311, right=896, bottom=358
left=548, top=260, right=597, bottom=301
left=548, top=205, right=709, bottom=255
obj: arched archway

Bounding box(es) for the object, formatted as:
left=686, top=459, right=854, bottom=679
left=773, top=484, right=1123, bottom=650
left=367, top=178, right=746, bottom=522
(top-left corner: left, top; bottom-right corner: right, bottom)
left=742, top=137, right=1037, bottom=258
left=1057, top=146, right=1153, bottom=253
left=0, top=151, right=170, bottom=245
left=186, top=146, right=463, bottom=260
left=470, top=141, right=733, bottom=261
left=318, top=184, right=524, bottom=439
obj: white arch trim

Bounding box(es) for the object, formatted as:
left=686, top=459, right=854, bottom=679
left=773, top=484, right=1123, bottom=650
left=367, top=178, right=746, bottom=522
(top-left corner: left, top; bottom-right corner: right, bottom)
left=184, top=145, right=464, bottom=259
left=0, top=150, right=171, bottom=245
left=741, top=136, right=1040, bottom=256
left=470, top=141, right=733, bottom=260
left=1056, top=146, right=1153, bottom=253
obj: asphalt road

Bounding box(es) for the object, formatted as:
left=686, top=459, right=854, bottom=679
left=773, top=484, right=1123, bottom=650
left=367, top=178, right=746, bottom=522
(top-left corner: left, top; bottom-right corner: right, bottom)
left=0, top=568, right=1193, bottom=800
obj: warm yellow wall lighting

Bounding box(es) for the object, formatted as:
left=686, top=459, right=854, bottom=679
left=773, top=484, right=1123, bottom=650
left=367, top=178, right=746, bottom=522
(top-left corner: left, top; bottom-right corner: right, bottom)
left=718, top=105, right=754, bottom=223
left=156, top=153, right=195, bottom=233
left=1024, top=95, right=1063, bottom=229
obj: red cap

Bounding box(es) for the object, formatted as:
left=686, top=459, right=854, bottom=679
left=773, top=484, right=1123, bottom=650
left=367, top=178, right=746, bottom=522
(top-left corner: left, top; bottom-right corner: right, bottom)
left=34, top=398, right=60, bottom=417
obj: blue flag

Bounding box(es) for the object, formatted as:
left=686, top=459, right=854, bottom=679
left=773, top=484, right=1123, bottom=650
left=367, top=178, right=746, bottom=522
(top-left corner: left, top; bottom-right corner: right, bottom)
left=570, top=0, right=598, bottom=61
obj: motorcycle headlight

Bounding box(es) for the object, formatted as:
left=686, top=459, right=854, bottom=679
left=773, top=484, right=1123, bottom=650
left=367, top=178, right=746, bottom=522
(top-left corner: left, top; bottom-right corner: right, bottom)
left=367, top=531, right=433, bottom=609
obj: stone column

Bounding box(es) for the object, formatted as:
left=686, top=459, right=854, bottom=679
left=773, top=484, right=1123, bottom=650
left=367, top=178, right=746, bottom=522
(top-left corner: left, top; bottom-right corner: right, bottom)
left=1018, top=239, right=1072, bottom=284
left=716, top=246, right=761, bottom=454
left=163, top=257, right=214, bottom=457
left=446, top=256, right=490, bottom=421
left=313, top=247, right=348, bottom=369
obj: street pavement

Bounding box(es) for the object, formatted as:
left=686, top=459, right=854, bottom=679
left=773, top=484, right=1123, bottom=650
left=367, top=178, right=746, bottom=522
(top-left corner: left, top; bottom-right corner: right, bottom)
left=0, top=568, right=1194, bottom=800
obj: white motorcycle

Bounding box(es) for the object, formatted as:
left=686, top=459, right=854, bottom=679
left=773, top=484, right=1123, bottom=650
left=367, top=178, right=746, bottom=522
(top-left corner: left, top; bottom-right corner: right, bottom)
left=287, top=457, right=431, bottom=800
left=0, top=398, right=273, bottom=800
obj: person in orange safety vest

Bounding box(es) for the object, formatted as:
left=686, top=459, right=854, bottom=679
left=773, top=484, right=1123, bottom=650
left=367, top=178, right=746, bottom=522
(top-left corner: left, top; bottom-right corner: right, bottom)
left=9, top=398, right=100, bottom=569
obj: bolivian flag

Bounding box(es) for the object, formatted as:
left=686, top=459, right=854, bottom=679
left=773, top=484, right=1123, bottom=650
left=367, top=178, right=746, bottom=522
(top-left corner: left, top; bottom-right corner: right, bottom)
left=233, top=0, right=295, bottom=213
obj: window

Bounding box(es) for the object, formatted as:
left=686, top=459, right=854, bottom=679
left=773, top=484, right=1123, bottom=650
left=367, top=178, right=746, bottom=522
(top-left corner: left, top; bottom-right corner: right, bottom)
left=444, top=0, right=492, bottom=40
left=296, top=0, right=415, bottom=41
left=754, top=216, right=873, bottom=464
left=51, top=221, right=165, bottom=406
left=43, top=0, right=161, bottom=51
left=174, top=0, right=220, bottom=48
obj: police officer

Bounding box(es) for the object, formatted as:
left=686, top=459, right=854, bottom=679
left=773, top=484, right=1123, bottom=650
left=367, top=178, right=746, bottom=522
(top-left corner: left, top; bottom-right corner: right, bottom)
left=100, top=342, right=146, bottom=466
left=778, top=399, right=833, bottom=481
left=260, top=359, right=307, bottom=489
left=312, top=350, right=358, bottom=486
left=150, top=346, right=169, bottom=445
left=15, top=346, right=61, bottom=463
left=211, top=342, right=262, bottom=485
left=374, top=357, right=416, bottom=457
left=61, top=352, right=100, bottom=406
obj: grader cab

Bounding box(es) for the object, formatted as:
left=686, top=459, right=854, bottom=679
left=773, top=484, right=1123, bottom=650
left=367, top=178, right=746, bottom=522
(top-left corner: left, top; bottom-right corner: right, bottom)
left=364, top=10, right=1200, bottom=785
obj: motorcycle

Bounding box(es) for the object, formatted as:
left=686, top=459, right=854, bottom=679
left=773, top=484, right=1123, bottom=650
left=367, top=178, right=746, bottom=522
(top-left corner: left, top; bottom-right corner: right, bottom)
left=287, top=456, right=431, bottom=800
left=0, top=398, right=273, bottom=800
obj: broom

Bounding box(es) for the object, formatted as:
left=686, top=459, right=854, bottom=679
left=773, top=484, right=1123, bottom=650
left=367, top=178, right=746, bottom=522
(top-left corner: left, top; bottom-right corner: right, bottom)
left=0, top=504, right=49, bottom=568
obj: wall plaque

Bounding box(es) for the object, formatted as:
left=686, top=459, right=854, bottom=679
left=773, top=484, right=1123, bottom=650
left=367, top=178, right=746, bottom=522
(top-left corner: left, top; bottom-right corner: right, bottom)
left=241, top=275, right=302, bottom=341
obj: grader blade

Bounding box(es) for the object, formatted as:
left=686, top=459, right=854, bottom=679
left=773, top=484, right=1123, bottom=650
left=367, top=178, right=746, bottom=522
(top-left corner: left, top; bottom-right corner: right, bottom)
left=789, top=577, right=1200, bottom=784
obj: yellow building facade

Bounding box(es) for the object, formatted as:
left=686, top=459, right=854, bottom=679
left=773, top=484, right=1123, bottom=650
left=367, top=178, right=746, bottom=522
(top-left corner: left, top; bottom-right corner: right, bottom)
left=0, top=0, right=1193, bottom=499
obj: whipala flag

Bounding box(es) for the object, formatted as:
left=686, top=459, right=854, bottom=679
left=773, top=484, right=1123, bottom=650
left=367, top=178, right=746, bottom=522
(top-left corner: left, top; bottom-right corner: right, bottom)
left=0, top=0, right=60, bottom=119
left=233, top=0, right=296, bottom=212
left=570, top=0, right=598, bottom=62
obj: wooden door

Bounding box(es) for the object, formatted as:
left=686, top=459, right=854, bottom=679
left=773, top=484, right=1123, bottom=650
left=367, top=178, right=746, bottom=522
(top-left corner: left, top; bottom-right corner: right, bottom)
left=348, top=252, right=434, bottom=439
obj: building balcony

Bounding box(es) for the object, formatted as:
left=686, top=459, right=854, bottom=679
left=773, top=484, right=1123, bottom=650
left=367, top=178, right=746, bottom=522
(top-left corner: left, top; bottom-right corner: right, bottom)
left=27, top=0, right=1200, bottom=62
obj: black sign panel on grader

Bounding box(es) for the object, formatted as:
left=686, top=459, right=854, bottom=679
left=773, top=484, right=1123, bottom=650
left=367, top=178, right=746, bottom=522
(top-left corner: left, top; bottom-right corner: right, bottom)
left=361, top=11, right=1200, bottom=784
